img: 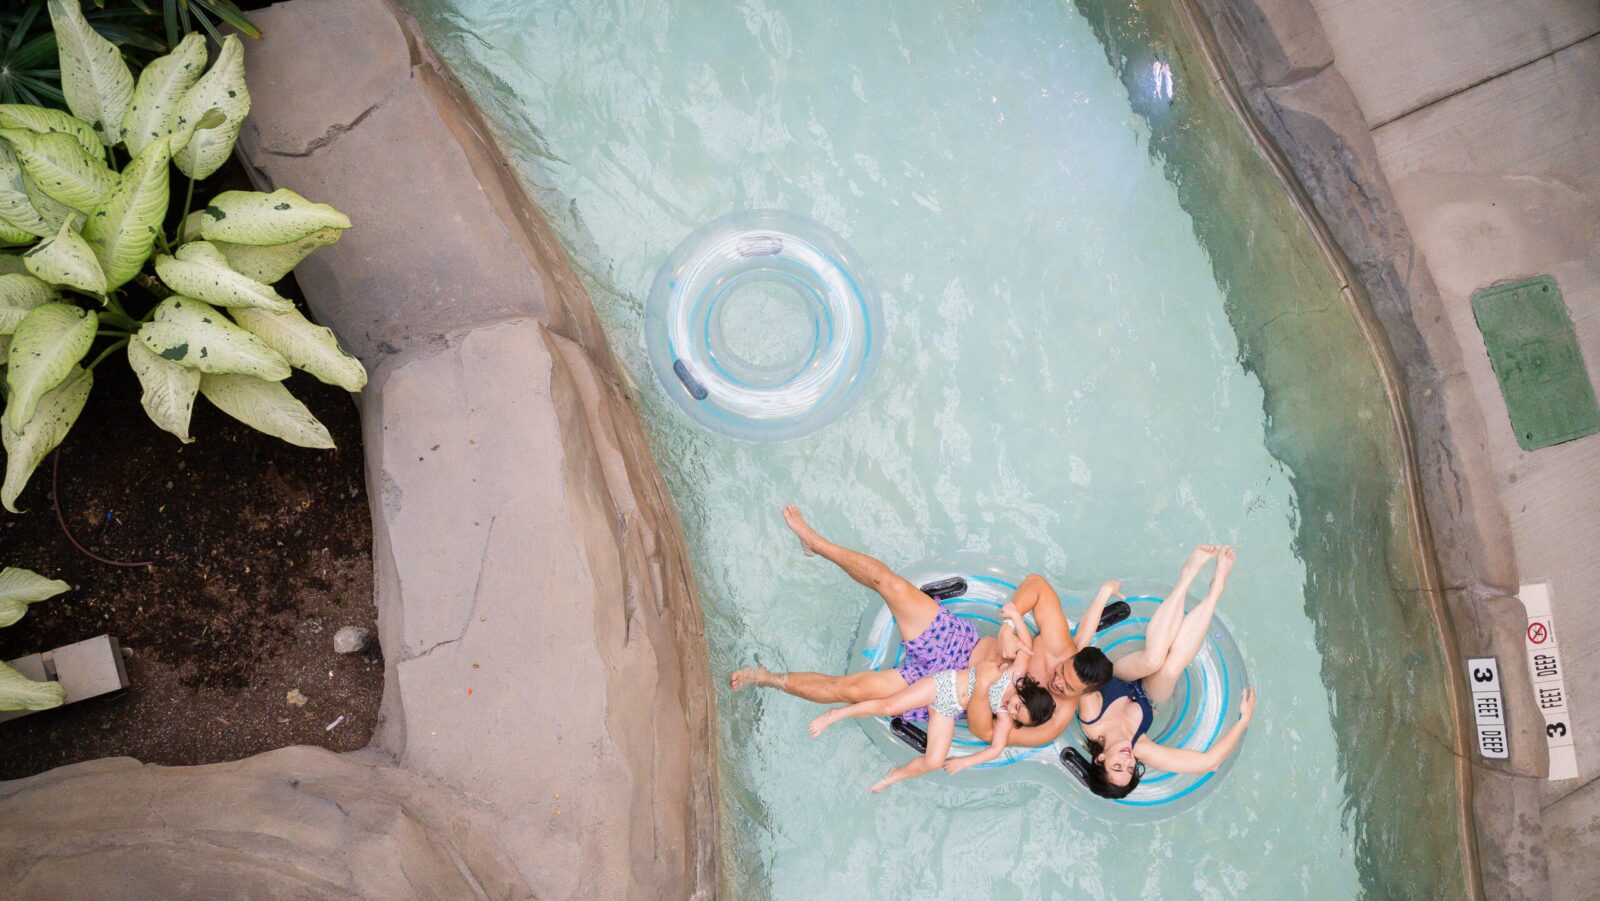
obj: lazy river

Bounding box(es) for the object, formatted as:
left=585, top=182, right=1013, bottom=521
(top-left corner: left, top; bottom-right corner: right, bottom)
left=400, top=0, right=1468, bottom=896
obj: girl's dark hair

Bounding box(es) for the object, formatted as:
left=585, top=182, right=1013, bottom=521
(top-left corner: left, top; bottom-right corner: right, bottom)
left=1082, top=736, right=1144, bottom=799
left=1014, top=675, right=1055, bottom=726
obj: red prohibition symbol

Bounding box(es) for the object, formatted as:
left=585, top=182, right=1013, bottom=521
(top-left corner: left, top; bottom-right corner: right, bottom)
left=1528, top=622, right=1549, bottom=645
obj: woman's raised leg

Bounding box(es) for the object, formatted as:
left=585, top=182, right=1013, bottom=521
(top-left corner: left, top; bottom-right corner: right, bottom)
left=784, top=504, right=942, bottom=641
left=1144, top=546, right=1235, bottom=703
left=1113, top=545, right=1218, bottom=681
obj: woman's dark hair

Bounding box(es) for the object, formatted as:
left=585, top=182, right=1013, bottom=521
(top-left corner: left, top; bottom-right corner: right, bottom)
left=1014, top=675, right=1055, bottom=726
left=1082, top=736, right=1143, bottom=799
left=1073, top=647, right=1113, bottom=690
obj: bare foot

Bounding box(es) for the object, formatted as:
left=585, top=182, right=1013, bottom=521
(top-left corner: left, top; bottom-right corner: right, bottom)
left=730, top=666, right=781, bottom=691
left=1183, top=544, right=1220, bottom=575
left=1214, top=545, right=1236, bottom=581
left=808, top=709, right=842, bottom=738
left=782, top=504, right=824, bottom=557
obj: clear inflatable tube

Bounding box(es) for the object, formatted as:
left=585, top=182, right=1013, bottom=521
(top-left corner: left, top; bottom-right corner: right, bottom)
left=645, top=210, right=880, bottom=442
left=847, top=553, right=1249, bottom=823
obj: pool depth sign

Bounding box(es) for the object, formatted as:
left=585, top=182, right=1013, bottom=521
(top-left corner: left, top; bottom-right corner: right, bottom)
left=1466, top=656, right=1508, bottom=759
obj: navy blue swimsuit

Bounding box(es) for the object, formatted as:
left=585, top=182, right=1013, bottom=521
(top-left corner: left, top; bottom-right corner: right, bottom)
left=1082, top=677, right=1154, bottom=743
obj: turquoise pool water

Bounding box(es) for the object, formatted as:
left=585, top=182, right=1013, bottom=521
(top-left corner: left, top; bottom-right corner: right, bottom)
left=401, top=0, right=1466, bottom=896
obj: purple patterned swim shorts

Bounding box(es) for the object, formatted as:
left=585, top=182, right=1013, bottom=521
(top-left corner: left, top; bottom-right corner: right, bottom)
left=896, top=608, right=979, bottom=722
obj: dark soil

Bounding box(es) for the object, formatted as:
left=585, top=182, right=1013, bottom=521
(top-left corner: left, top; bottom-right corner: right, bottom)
left=0, top=158, right=379, bottom=780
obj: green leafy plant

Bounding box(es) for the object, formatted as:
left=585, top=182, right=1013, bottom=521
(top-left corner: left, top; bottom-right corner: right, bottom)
left=0, top=0, right=362, bottom=513
left=0, top=565, right=70, bottom=711
left=1, top=0, right=260, bottom=109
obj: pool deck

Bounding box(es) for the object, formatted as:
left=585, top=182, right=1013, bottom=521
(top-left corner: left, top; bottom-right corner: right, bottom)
left=1194, top=1, right=1599, bottom=897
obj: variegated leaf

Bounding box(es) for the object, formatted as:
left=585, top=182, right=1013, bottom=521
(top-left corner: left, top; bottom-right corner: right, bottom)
left=21, top=171, right=73, bottom=234
left=170, top=36, right=249, bottom=180
left=231, top=306, right=366, bottom=391
left=2, top=364, right=91, bottom=513
left=0, top=566, right=70, bottom=627
left=198, top=189, right=351, bottom=246
left=155, top=241, right=291, bottom=312
left=0, top=104, right=102, bottom=158
left=0, top=141, right=54, bottom=239
left=127, top=337, right=198, bottom=443
left=0, top=660, right=66, bottom=711
left=47, top=0, right=135, bottom=146
left=0, top=220, right=32, bottom=247
left=137, top=296, right=289, bottom=380
left=122, top=34, right=207, bottom=157
left=3, top=302, right=95, bottom=430
left=199, top=372, right=334, bottom=449
left=0, top=137, right=53, bottom=240
left=1, top=128, right=116, bottom=213
left=212, top=228, right=342, bottom=284
left=0, top=273, right=60, bottom=333
left=22, top=219, right=106, bottom=294
left=82, top=137, right=170, bottom=290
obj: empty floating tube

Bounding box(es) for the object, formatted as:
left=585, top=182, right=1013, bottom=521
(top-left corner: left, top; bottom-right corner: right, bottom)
left=644, top=210, right=881, bottom=442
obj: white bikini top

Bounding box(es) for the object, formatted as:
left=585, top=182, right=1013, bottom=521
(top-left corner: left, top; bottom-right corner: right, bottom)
left=989, top=669, right=1014, bottom=714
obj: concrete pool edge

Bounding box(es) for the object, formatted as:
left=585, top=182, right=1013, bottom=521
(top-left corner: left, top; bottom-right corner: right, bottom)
left=0, top=0, right=720, bottom=896
left=1178, top=1, right=1551, bottom=897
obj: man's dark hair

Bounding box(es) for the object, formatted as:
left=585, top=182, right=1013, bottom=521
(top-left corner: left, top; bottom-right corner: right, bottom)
left=1073, top=646, right=1112, bottom=689
left=1015, top=675, right=1055, bottom=726
left=1083, top=736, right=1144, bottom=799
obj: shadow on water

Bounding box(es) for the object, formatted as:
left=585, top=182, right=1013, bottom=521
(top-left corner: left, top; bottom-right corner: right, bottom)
left=1071, top=1, right=1467, bottom=896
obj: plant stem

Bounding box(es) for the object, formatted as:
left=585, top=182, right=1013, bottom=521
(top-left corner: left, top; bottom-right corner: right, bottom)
left=99, top=297, right=140, bottom=332
left=95, top=329, right=133, bottom=338
left=86, top=338, right=130, bottom=371
left=182, top=172, right=198, bottom=232
left=133, top=273, right=174, bottom=305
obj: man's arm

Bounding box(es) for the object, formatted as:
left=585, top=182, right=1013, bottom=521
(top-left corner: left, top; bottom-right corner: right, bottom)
left=1005, top=573, right=1070, bottom=644
left=970, top=693, right=1077, bottom=747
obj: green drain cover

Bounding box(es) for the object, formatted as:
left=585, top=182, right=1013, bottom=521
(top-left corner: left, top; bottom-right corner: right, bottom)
left=1471, top=275, right=1600, bottom=451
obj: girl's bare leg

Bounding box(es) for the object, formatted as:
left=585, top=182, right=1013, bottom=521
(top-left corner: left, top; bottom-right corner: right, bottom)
left=784, top=505, right=942, bottom=641
left=1145, top=546, right=1235, bottom=703
left=870, top=714, right=956, bottom=793
left=810, top=679, right=938, bottom=737
left=1113, top=545, right=1218, bottom=681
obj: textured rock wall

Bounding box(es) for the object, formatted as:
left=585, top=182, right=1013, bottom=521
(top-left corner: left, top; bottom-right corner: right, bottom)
left=1183, top=1, right=1550, bottom=897
left=0, top=747, right=529, bottom=897
left=0, top=0, right=718, bottom=897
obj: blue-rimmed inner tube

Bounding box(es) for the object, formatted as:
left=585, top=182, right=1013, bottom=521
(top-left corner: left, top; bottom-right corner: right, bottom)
left=645, top=210, right=880, bottom=442
left=846, top=553, right=1248, bottom=823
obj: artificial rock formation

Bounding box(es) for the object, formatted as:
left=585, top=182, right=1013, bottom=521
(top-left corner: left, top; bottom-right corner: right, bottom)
left=0, top=0, right=718, bottom=897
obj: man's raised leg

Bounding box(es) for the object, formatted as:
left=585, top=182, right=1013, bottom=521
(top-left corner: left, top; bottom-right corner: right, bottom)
left=730, top=665, right=908, bottom=704
left=783, top=504, right=941, bottom=641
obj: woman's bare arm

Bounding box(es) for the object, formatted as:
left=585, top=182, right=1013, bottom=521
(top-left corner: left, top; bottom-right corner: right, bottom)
left=1072, top=579, right=1122, bottom=650
left=1134, top=687, right=1256, bottom=773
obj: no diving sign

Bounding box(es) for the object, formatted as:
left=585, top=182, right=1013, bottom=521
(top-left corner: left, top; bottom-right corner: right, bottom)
left=1522, top=583, right=1578, bottom=781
